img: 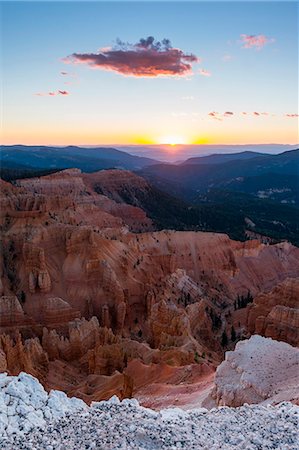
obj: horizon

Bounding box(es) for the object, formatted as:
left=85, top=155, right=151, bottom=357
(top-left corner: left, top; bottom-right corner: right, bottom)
left=2, top=143, right=298, bottom=162
left=2, top=1, right=298, bottom=148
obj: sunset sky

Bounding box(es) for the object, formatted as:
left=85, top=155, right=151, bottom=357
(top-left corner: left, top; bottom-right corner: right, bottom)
left=1, top=1, right=298, bottom=146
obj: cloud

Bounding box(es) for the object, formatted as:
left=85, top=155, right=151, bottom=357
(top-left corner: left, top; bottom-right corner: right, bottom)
left=181, top=96, right=194, bottom=100
left=208, top=111, right=233, bottom=120
left=240, top=34, right=275, bottom=50
left=199, top=68, right=211, bottom=77
left=60, top=71, right=68, bottom=75
left=222, top=53, right=232, bottom=62
left=208, top=112, right=222, bottom=121
left=35, top=90, right=69, bottom=97
left=243, top=111, right=270, bottom=117
left=207, top=110, right=277, bottom=120
left=63, top=36, right=200, bottom=77
left=285, top=113, right=299, bottom=118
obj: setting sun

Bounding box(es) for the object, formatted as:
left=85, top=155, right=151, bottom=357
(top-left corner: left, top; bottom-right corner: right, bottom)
left=159, top=135, right=187, bottom=146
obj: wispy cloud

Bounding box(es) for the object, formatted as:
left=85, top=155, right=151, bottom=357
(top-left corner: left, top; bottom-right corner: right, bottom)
left=208, top=111, right=233, bottom=120
left=181, top=96, right=195, bottom=101
left=35, top=90, right=69, bottom=97
left=240, top=34, right=275, bottom=50
left=199, top=68, right=211, bottom=77
left=208, top=110, right=273, bottom=120
left=208, top=112, right=222, bottom=121
left=63, top=36, right=200, bottom=77
left=222, top=53, right=232, bottom=62
left=285, top=113, right=299, bottom=118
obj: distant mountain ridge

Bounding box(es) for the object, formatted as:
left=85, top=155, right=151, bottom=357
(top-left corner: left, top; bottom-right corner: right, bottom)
left=181, top=150, right=268, bottom=165
left=139, top=149, right=299, bottom=194
left=0, top=145, right=159, bottom=172
left=117, top=144, right=298, bottom=162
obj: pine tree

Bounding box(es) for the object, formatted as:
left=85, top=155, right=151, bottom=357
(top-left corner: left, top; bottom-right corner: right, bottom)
left=221, top=330, right=228, bottom=347
left=231, top=325, right=236, bottom=342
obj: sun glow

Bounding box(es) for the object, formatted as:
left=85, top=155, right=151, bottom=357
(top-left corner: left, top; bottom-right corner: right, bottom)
left=159, top=135, right=187, bottom=146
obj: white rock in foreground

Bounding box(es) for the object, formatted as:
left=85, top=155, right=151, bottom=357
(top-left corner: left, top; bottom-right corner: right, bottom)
left=0, top=372, right=86, bottom=437
left=210, top=335, right=299, bottom=407
left=0, top=369, right=298, bottom=449
left=0, top=337, right=298, bottom=450
left=2, top=399, right=298, bottom=449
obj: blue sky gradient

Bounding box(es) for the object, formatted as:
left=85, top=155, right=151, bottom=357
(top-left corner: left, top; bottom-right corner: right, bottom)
left=1, top=1, right=298, bottom=145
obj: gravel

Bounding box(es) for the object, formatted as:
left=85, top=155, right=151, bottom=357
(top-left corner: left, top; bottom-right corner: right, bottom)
left=0, top=372, right=298, bottom=449
left=1, top=397, right=298, bottom=450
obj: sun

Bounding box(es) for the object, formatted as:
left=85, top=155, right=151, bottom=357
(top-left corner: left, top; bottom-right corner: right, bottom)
left=159, top=135, right=186, bottom=146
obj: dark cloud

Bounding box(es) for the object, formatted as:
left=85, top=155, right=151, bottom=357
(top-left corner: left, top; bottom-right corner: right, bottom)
left=63, top=37, right=199, bottom=77
left=224, top=111, right=234, bottom=116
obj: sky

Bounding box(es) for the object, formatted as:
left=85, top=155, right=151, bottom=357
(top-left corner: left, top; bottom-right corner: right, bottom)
left=1, top=1, right=298, bottom=146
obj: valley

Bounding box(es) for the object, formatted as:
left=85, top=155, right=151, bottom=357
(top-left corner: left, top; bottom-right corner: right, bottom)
left=0, top=166, right=298, bottom=408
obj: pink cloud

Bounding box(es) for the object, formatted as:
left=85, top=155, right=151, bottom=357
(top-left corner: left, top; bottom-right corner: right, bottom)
left=240, top=111, right=270, bottom=117
left=199, top=68, right=211, bottom=77
left=208, top=111, right=275, bottom=120
left=285, top=113, right=299, bottom=118
left=208, top=112, right=222, bottom=121
left=240, top=34, right=275, bottom=50
left=63, top=36, right=200, bottom=77
left=35, top=90, right=69, bottom=97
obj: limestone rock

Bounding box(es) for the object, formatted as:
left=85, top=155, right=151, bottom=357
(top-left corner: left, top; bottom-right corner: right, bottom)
left=209, top=335, right=299, bottom=407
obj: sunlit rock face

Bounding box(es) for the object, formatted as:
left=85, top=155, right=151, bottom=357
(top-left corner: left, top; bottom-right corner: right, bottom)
left=0, top=169, right=298, bottom=405
left=247, top=278, right=299, bottom=346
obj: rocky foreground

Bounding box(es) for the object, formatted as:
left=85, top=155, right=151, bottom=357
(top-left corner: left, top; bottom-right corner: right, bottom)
left=0, top=371, right=298, bottom=450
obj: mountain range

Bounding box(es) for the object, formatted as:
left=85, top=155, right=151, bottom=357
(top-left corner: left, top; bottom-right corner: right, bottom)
left=1, top=145, right=298, bottom=245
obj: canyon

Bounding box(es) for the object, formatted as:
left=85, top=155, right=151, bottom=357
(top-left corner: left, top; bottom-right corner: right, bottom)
left=0, top=168, right=298, bottom=408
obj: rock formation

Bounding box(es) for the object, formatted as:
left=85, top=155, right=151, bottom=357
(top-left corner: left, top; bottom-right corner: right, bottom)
left=207, top=335, right=299, bottom=407
left=247, top=278, right=299, bottom=346
left=0, top=168, right=298, bottom=405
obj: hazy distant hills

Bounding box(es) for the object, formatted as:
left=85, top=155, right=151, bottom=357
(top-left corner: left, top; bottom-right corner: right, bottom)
left=181, top=150, right=268, bottom=165
left=0, top=145, right=158, bottom=174
left=139, top=149, right=299, bottom=201
left=118, top=144, right=298, bottom=162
